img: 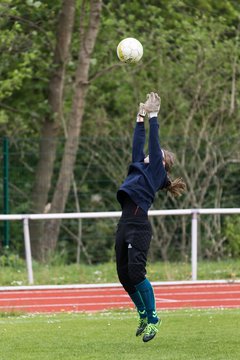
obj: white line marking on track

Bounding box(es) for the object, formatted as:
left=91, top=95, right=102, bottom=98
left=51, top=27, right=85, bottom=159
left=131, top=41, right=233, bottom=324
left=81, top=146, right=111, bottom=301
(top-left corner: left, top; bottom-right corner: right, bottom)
left=1, top=298, right=239, bottom=310
left=155, top=297, right=178, bottom=303
left=0, top=294, right=130, bottom=302
left=0, top=301, right=133, bottom=309
left=0, top=282, right=239, bottom=294
left=156, top=298, right=240, bottom=303
left=1, top=290, right=239, bottom=301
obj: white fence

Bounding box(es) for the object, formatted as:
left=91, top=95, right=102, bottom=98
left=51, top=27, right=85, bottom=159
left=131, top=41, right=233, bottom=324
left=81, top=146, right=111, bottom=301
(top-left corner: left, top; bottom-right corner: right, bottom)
left=1, top=208, right=240, bottom=285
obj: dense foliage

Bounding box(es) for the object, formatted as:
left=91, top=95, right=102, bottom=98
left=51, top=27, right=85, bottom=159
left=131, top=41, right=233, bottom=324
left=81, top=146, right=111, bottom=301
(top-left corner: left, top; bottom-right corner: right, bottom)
left=0, top=0, right=240, bottom=263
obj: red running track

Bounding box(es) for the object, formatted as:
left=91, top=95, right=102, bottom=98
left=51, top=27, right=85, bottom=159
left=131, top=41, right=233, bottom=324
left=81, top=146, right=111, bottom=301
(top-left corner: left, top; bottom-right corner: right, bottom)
left=0, top=282, right=240, bottom=313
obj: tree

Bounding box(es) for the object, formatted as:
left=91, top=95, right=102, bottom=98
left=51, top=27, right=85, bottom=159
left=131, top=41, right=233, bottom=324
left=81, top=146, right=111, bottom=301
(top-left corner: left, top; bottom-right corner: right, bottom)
left=30, top=0, right=102, bottom=261
left=30, top=0, right=76, bottom=260
left=80, top=8, right=240, bottom=262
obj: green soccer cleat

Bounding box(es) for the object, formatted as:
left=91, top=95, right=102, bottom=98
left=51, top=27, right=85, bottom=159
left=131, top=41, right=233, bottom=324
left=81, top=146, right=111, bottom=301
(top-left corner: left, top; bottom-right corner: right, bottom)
left=142, top=319, right=162, bottom=342
left=136, top=317, right=148, bottom=337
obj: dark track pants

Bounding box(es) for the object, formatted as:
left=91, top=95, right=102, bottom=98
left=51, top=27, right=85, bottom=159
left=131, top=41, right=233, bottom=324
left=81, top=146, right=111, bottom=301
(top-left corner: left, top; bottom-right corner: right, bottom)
left=115, top=217, right=152, bottom=294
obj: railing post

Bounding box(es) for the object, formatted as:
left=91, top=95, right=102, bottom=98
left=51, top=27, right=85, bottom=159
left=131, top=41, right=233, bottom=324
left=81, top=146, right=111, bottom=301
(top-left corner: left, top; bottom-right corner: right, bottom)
left=3, top=136, right=10, bottom=248
left=191, top=211, right=198, bottom=281
left=23, top=217, right=34, bottom=285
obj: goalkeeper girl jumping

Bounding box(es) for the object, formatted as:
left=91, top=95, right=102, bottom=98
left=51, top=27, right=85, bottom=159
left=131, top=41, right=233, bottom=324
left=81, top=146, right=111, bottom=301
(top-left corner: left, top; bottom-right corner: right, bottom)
left=115, top=92, right=186, bottom=342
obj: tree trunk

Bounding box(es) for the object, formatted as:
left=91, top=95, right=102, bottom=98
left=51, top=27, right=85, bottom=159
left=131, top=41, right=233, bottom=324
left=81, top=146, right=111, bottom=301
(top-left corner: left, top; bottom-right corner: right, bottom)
left=42, top=0, right=102, bottom=257
left=30, top=0, right=76, bottom=261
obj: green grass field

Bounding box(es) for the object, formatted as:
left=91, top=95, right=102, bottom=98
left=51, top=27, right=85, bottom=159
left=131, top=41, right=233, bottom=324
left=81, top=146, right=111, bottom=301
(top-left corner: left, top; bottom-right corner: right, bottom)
left=0, top=308, right=239, bottom=360
left=0, top=259, right=239, bottom=286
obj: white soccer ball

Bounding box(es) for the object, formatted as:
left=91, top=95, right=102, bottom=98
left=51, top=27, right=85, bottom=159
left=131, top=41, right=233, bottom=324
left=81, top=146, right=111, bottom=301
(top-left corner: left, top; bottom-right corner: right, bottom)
left=117, top=37, right=143, bottom=64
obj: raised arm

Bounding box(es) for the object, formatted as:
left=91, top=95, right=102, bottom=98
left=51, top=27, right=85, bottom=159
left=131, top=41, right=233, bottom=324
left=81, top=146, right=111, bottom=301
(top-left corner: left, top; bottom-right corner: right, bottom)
left=132, top=103, right=146, bottom=162
left=148, top=117, right=165, bottom=173
left=144, top=92, right=166, bottom=180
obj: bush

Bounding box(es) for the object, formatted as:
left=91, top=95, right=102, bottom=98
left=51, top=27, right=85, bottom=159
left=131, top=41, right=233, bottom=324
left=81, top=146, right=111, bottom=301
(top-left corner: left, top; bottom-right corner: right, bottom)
left=224, top=216, right=240, bottom=257
left=0, top=249, right=25, bottom=268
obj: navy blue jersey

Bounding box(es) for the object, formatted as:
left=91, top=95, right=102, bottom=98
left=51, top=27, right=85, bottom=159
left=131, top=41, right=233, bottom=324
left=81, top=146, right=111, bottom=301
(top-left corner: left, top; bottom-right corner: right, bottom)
left=117, top=117, right=167, bottom=213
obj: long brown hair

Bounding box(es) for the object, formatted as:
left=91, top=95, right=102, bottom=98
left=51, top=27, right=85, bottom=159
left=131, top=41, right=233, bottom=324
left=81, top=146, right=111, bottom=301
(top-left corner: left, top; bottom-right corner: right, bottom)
left=162, top=149, right=186, bottom=197
left=163, top=149, right=175, bottom=172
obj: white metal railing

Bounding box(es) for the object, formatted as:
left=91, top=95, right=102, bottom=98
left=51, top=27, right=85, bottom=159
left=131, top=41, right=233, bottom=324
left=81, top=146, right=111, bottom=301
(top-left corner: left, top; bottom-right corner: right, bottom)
left=1, top=208, right=240, bottom=285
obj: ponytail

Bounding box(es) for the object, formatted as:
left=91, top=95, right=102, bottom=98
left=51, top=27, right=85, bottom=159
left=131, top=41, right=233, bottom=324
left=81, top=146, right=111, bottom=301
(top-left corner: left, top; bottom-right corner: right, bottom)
left=161, top=148, right=186, bottom=197
left=166, top=177, right=186, bottom=197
